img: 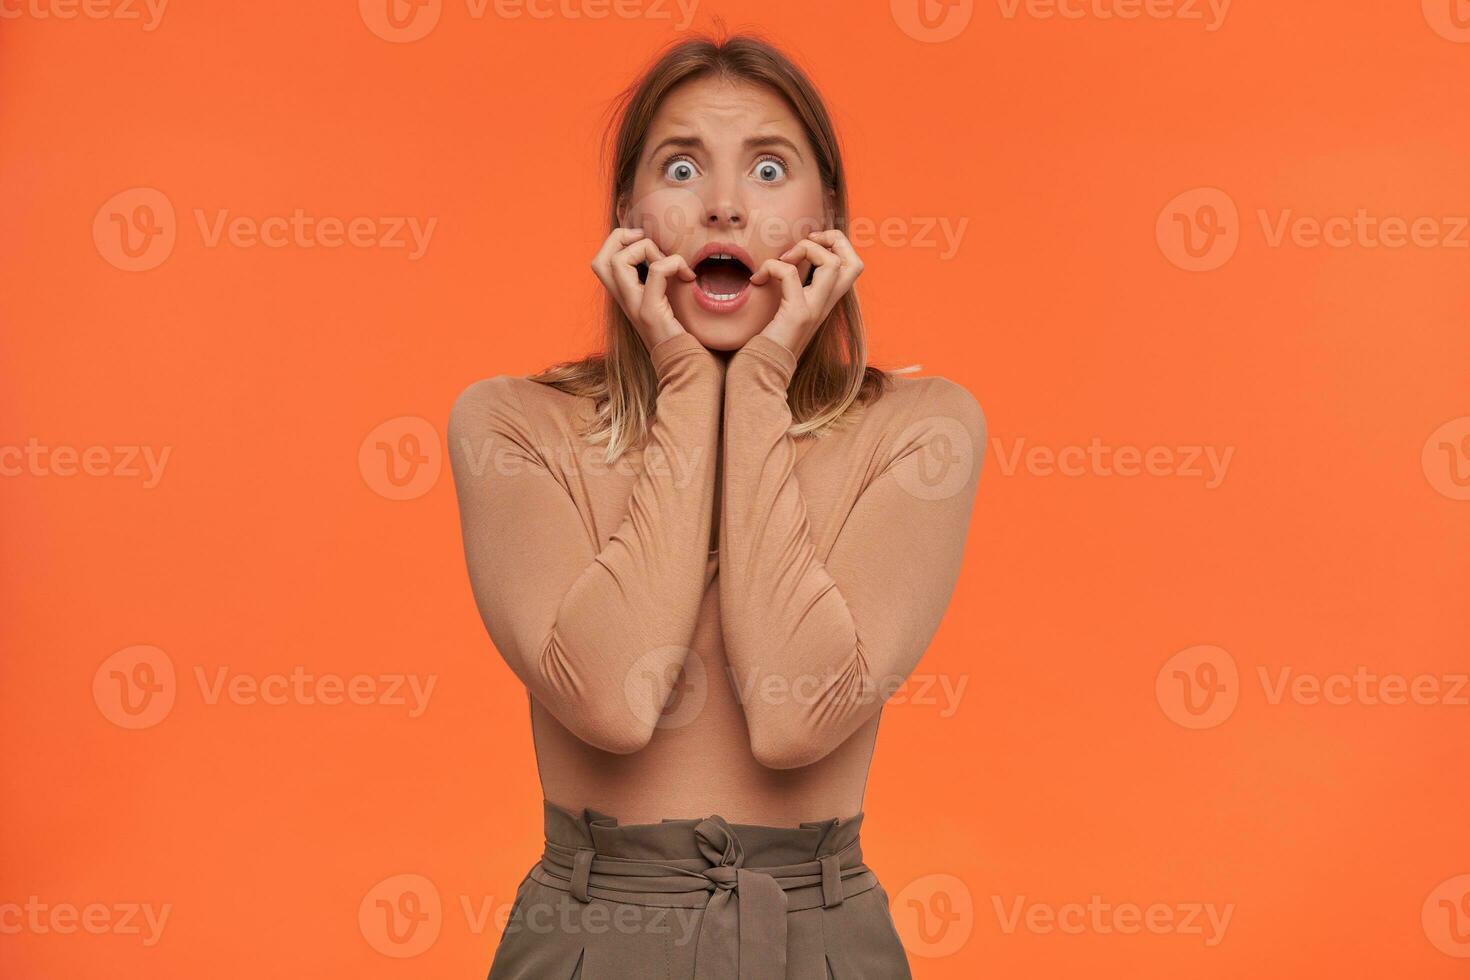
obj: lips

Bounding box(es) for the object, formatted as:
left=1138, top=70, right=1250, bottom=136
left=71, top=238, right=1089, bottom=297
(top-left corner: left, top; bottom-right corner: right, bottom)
left=695, top=255, right=752, bottom=297
left=690, top=242, right=756, bottom=314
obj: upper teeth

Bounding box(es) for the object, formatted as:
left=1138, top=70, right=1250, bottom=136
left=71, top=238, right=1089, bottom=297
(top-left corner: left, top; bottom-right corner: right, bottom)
left=699, top=253, right=746, bottom=301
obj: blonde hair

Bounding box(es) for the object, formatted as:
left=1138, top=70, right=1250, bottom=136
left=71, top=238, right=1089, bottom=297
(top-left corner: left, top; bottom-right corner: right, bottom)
left=531, top=30, right=912, bottom=461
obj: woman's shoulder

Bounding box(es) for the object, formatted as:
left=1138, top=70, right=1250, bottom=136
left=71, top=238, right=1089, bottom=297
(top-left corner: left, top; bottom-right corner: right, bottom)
left=871, top=369, right=986, bottom=443
left=850, top=371, right=987, bottom=491
left=449, top=372, right=588, bottom=436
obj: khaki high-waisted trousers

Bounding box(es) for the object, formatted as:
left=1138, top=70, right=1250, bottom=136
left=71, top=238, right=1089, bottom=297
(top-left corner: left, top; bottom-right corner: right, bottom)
left=486, top=800, right=913, bottom=979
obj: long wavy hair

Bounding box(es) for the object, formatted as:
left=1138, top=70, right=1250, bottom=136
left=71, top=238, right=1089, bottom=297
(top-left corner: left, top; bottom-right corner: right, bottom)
left=531, top=30, right=912, bottom=461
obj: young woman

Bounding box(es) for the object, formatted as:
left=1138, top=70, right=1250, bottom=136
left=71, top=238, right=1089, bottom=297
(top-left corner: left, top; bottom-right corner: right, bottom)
left=450, top=31, right=985, bottom=980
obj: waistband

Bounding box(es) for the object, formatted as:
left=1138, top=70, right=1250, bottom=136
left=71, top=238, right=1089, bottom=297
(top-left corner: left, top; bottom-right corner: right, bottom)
left=528, top=799, right=878, bottom=980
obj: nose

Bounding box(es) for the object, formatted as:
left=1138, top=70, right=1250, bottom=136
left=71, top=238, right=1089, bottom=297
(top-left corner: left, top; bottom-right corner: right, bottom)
left=702, top=173, right=746, bottom=228
left=703, top=202, right=744, bottom=227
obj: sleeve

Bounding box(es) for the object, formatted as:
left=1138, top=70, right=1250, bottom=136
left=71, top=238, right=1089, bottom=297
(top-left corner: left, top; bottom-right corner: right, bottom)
left=447, top=331, right=723, bottom=755
left=718, top=334, right=986, bottom=769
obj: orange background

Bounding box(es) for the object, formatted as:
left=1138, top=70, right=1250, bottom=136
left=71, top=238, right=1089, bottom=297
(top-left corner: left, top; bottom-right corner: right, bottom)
left=3, top=1, right=1469, bottom=977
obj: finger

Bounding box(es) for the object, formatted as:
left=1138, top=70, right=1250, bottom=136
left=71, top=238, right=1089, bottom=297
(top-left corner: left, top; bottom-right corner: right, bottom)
left=642, top=254, right=695, bottom=324
left=807, top=229, right=864, bottom=282
left=656, top=253, right=697, bottom=283
left=750, top=258, right=806, bottom=312
left=591, top=227, right=647, bottom=286
left=806, top=230, right=863, bottom=315
left=610, top=237, right=666, bottom=307
left=779, top=239, right=842, bottom=310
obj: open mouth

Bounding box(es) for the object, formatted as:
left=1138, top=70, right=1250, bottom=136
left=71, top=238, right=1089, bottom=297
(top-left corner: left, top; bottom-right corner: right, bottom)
left=692, top=252, right=754, bottom=312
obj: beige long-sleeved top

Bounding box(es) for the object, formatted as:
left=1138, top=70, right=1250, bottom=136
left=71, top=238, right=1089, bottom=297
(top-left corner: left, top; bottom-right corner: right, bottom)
left=449, top=332, right=985, bottom=826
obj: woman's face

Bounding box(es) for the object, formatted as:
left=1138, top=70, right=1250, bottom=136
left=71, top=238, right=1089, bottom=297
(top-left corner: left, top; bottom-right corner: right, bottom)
left=619, top=76, right=831, bottom=352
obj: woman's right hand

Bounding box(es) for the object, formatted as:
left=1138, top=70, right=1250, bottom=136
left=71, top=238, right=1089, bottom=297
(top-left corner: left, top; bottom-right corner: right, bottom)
left=590, top=228, right=697, bottom=352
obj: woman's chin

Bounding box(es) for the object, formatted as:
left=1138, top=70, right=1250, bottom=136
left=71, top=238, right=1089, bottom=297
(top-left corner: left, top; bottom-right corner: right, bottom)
left=674, top=303, right=770, bottom=352
left=680, top=321, right=760, bottom=352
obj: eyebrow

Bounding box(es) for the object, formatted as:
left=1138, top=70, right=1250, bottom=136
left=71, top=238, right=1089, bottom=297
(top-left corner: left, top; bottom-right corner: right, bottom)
left=645, top=134, right=806, bottom=164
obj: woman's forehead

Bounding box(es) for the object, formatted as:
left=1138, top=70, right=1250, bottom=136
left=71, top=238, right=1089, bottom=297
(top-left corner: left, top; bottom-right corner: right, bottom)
left=650, top=77, right=799, bottom=134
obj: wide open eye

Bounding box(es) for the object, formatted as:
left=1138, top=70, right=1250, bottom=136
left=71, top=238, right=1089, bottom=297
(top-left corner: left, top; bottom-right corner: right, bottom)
left=663, top=155, right=699, bottom=182
left=752, top=156, right=787, bottom=183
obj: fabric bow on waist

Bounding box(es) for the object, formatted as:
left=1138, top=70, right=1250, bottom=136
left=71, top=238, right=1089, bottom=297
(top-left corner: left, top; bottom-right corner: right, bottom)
left=537, top=811, right=860, bottom=980
left=690, top=814, right=788, bottom=980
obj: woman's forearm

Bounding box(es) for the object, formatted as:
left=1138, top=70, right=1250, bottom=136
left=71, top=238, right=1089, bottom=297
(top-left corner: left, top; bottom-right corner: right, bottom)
left=449, top=331, right=723, bottom=754
left=719, top=334, right=985, bottom=769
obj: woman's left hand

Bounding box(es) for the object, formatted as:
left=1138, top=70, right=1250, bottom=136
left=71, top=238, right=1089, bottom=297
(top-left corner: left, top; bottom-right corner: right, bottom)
left=749, top=229, right=864, bottom=360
